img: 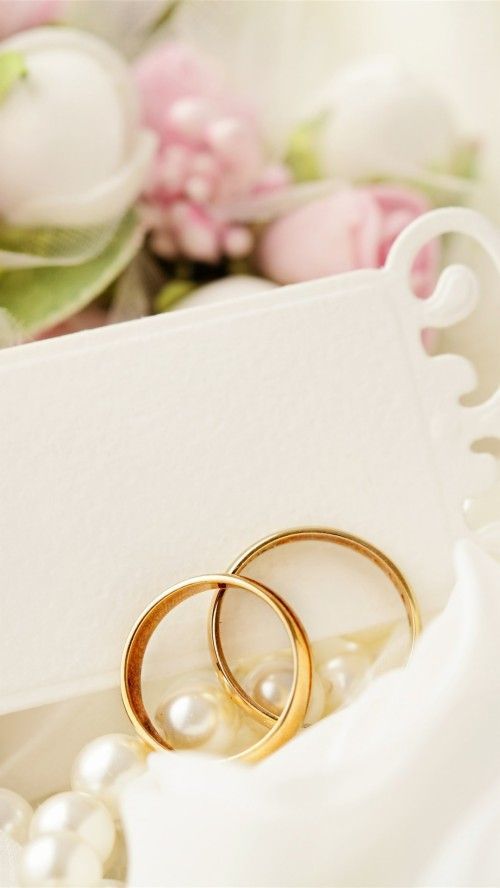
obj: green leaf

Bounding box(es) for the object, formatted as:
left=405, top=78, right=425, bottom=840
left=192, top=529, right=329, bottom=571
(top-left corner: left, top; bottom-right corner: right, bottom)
left=0, top=217, right=120, bottom=268
left=449, top=140, right=479, bottom=180
left=0, top=307, right=22, bottom=348
left=0, top=212, right=143, bottom=335
left=146, top=0, right=182, bottom=36
left=284, top=114, right=326, bottom=183
left=153, top=279, right=196, bottom=313
left=0, top=52, right=27, bottom=103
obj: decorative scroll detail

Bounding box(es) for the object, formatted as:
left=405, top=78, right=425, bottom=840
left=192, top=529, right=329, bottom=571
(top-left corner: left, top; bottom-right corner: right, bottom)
left=466, top=389, right=500, bottom=441
left=387, top=208, right=500, bottom=550
left=418, top=265, right=479, bottom=328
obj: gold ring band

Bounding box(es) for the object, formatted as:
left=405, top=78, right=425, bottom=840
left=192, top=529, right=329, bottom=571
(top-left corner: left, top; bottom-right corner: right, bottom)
left=121, top=573, right=313, bottom=763
left=209, top=527, right=421, bottom=728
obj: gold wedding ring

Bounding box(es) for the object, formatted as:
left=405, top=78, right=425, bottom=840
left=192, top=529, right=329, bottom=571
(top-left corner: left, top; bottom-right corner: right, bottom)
left=122, top=527, right=419, bottom=761
left=208, top=527, right=421, bottom=727
left=121, top=573, right=313, bottom=763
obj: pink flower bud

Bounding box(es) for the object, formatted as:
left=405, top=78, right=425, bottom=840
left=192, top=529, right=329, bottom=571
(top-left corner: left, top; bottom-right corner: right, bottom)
left=253, top=164, right=293, bottom=194
left=150, top=230, right=177, bottom=259
left=185, top=175, right=213, bottom=204
left=223, top=225, right=254, bottom=258
left=256, top=185, right=439, bottom=298
left=166, top=98, right=213, bottom=141
left=206, top=117, right=247, bottom=158
left=175, top=206, right=220, bottom=263
left=0, top=0, right=61, bottom=39
left=159, top=145, right=191, bottom=194
left=135, top=40, right=286, bottom=263
left=191, top=151, right=219, bottom=179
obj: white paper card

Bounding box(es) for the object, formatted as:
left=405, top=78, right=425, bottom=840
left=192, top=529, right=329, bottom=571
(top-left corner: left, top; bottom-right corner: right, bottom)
left=0, top=208, right=499, bottom=715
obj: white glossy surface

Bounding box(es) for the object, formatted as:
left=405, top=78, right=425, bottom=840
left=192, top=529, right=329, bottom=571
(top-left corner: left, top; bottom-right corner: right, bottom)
left=30, top=791, right=115, bottom=863
left=0, top=830, right=21, bottom=887
left=155, top=685, right=239, bottom=755
left=316, top=59, right=456, bottom=179
left=0, top=788, right=32, bottom=844
left=19, top=830, right=102, bottom=887
left=318, top=640, right=372, bottom=711
left=243, top=656, right=326, bottom=725
left=71, top=735, right=148, bottom=817
left=177, top=275, right=276, bottom=310
left=0, top=28, right=155, bottom=228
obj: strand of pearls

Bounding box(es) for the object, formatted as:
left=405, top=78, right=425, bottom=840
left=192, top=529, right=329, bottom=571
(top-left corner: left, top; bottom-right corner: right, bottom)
left=1, top=636, right=375, bottom=886
left=0, top=734, right=148, bottom=887
left=154, top=636, right=374, bottom=749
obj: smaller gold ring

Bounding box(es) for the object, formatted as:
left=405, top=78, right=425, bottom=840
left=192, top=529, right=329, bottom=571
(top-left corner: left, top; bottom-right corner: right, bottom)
left=121, top=573, right=313, bottom=763
left=209, top=527, right=421, bottom=728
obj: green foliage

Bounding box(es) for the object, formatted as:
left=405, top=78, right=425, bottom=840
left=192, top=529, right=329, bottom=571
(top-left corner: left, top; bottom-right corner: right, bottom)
left=285, top=115, right=325, bottom=183
left=0, top=218, right=122, bottom=268
left=0, top=213, right=142, bottom=335
left=146, top=0, right=181, bottom=35
left=153, top=279, right=196, bottom=312
left=0, top=51, right=27, bottom=102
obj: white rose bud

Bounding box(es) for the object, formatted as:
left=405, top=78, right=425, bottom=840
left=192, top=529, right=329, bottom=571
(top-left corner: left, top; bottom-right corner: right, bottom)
left=0, top=27, right=156, bottom=228
left=173, top=275, right=276, bottom=311
left=315, top=58, right=457, bottom=180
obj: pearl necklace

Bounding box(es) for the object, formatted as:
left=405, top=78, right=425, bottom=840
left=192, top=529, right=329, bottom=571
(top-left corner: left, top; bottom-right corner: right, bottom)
left=0, top=634, right=375, bottom=886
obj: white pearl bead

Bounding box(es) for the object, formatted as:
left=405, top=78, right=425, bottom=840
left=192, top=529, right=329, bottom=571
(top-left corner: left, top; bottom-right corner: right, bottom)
left=319, top=639, right=372, bottom=712
left=31, top=792, right=115, bottom=864
left=71, top=735, right=148, bottom=817
left=19, top=831, right=102, bottom=887
left=243, top=657, right=326, bottom=725
left=0, top=787, right=33, bottom=843
left=155, top=684, right=239, bottom=755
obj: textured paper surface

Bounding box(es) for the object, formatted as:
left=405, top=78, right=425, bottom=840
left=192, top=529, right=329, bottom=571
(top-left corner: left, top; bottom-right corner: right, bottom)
left=0, top=208, right=498, bottom=714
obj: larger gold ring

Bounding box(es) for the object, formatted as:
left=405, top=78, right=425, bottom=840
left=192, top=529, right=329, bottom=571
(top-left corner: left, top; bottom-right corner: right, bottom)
left=121, top=573, right=313, bottom=763
left=209, top=527, right=421, bottom=728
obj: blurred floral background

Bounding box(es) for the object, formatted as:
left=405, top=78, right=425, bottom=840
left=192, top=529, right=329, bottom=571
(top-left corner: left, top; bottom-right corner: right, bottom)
left=0, top=0, right=499, bottom=350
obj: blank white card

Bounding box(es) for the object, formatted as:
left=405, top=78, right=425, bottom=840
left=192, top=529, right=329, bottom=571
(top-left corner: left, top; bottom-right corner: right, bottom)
left=0, top=207, right=499, bottom=715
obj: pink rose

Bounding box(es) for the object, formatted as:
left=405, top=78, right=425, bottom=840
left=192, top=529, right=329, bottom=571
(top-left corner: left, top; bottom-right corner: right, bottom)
left=256, top=185, right=439, bottom=298
left=0, top=0, right=61, bottom=39
left=134, top=42, right=289, bottom=263
left=135, top=42, right=238, bottom=135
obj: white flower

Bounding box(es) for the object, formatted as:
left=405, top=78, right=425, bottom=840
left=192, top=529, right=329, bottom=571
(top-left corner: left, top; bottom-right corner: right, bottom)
left=0, top=27, right=156, bottom=228
left=173, top=275, right=276, bottom=311
left=315, top=58, right=458, bottom=181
